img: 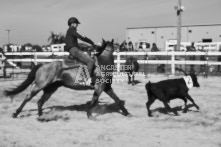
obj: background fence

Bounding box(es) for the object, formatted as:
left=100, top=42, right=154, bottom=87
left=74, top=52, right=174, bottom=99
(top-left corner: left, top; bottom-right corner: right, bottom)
left=1, top=51, right=221, bottom=79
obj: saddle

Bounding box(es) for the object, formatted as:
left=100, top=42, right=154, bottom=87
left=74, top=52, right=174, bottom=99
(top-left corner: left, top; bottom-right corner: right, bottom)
left=63, top=55, right=85, bottom=67
left=63, top=56, right=96, bottom=88
left=64, top=52, right=97, bottom=66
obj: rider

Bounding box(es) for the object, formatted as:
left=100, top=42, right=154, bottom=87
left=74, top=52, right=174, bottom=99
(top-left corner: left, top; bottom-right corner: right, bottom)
left=65, top=17, right=96, bottom=82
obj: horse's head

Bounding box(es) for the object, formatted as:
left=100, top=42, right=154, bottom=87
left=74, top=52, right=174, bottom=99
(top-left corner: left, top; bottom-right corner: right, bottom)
left=95, top=39, right=115, bottom=56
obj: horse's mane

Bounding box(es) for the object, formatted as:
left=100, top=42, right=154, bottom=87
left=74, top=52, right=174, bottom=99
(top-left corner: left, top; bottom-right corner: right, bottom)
left=94, top=39, right=114, bottom=56
left=95, top=41, right=108, bottom=56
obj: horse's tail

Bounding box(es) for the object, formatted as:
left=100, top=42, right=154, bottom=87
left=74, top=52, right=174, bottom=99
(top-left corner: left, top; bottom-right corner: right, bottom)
left=145, top=81, right=152, bottom=99
left=4, top=64, right=43, bottom=96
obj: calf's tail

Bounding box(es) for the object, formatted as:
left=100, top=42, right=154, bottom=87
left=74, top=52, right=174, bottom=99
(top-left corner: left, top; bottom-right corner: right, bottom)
left=145, top=81, right=152, bottom=99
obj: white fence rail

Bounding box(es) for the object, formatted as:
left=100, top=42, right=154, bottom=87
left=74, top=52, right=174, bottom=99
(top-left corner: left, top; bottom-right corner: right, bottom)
left=165, top=41, right=221, bottom=52
left=1, top=52, right=221, bottom=75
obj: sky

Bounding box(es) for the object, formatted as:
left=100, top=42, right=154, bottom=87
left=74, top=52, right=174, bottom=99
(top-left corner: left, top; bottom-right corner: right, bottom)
left=0, top=0, right=221, bottom=46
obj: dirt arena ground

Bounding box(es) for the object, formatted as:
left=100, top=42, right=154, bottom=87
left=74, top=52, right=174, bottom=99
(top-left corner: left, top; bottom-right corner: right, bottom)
left=0, top=75, right=221, bottom=147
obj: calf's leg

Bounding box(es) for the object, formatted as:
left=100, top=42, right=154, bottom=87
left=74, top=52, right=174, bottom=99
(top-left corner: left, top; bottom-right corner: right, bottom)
left=146, top=97, right=155, bottom=117
left=185, top=94, right=200, bottom=110
left=163, top=102, right=179, bottom=116
left=180, top=97, right=188, bottom=113
left=148, top=86, right=178, bottom=116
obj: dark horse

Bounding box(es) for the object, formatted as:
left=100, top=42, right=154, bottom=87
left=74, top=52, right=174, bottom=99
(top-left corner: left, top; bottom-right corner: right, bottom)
left=4, top=39, right=131, bottom=120
left=125, top=56, right=139, bottom=85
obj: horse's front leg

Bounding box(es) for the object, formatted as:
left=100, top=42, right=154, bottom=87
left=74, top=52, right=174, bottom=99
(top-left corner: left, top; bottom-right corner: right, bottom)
left=104, top=86, right=131, bottom=117
left=87, top=83, right=104, bottom=120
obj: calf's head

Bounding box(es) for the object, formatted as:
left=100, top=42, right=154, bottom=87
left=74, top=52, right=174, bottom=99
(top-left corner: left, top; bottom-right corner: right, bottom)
left=176, top=67, right=200, bottom=88
left=189, top=73, right=200, bottom=87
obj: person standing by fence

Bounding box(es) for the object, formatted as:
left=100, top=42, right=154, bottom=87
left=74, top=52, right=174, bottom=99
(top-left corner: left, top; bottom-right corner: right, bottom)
left=217, top=47, right=221, bottom=73
left=187, top=42, right=196, bottom=73
left=151, top=43, right=165, bottom=73
left=128, top=41, right=134, bottom=51
left=199, top=46, right=206, bottom=74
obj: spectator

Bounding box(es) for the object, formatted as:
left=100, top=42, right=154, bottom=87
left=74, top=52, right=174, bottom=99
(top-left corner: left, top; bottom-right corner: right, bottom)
left=151, top=43, right=159, bottom=52
left=0, top=47, right=4, bottom=54
left=199, top=46, right=206, bottom=74
left=217, top=47, right=221, bottom=73
left=120, top=41, right=128, bottom=52
left=128, top=41, right=134, bottom=51
left=150, top=43, right=164, bottom=72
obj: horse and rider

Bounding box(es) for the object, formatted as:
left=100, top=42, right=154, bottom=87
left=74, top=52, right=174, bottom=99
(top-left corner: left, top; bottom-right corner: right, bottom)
left=4, top=17, right=131, bottom=120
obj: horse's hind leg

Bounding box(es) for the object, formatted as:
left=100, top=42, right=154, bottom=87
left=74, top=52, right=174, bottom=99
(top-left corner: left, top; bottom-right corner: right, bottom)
left=13, top=84, right=41, bottom=118
left=104, top=86, right=131, bottom=116
left=37, top=83, right=61, bottom=116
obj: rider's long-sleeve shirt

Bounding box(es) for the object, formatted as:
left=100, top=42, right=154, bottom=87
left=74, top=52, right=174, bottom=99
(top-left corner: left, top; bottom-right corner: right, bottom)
left=65, top=27, right=94, bottom=51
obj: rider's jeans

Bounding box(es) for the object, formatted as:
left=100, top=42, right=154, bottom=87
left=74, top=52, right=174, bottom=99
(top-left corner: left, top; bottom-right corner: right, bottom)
left=69, top=47, right=95, bottom=77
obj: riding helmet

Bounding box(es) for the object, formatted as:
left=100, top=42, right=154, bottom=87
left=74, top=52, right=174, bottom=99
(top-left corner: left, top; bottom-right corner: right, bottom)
left=68, top=17, right=80, bottom=26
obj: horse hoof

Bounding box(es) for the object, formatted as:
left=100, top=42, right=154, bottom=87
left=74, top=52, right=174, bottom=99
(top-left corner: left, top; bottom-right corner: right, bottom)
left=127, top=114, right=133, bottom=118
left=182, top=110, right=187, bottom=113
left=12, top=113, right=17, bottom=118
left=148, top=114, right=153, bottom=117
left=174, top=112, right=179, bottom=116
left=88, top=116, right=97, bottom=121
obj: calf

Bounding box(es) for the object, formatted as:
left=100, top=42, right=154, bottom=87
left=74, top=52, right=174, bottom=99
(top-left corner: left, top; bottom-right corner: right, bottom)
left=145, top=69, right=200, bottom=117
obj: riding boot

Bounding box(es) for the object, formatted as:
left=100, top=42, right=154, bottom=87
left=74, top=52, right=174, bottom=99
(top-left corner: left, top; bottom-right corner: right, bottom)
left=89, top=65, right=96, bottom=87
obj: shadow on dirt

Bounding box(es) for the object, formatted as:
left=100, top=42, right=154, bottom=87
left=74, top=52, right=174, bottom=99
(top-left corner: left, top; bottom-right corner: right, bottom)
left=151, top=104, right=199, bottom=116
left=128, top=80, right=142, bottom=85
left=21, top=101, right=125, bottom=122
left=47, top=101, right=124, bottom=115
